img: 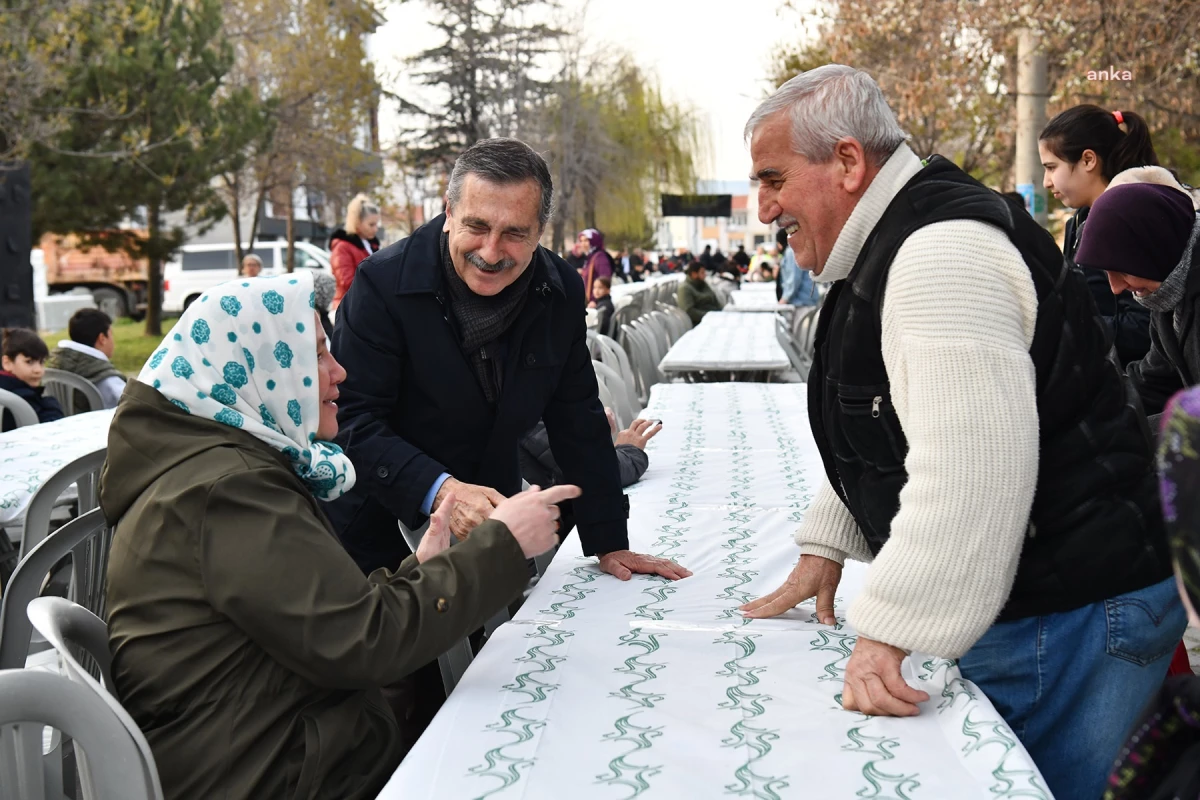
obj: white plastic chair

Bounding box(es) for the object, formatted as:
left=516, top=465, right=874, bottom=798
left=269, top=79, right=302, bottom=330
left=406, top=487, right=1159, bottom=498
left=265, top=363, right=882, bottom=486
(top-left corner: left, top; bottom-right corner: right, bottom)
left=0, top=670, right=154, bottom=800
left=27, top=597, right=164, bottom=800
left=590, top=334, right=641, bottom=420
left=593, top=361, right=635, bottom=430
left=0, top=388, right=38, bottom=428
left=19, top=448, right=107, bottom=561
left=0, top=509, right=112, bottom=671
left=41, top=369, right=104, bottom=416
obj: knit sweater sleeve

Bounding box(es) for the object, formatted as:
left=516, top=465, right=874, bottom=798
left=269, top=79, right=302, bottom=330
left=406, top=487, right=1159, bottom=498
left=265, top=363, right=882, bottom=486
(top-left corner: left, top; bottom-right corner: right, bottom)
left=796, top=478, right=874, bottom=565
left=846, top=220, right=1040, bottom=659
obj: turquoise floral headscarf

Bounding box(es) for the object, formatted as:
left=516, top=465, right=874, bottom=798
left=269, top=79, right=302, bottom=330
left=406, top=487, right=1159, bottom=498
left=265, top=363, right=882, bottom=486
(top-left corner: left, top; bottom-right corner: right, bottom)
left=137, top=272, right=355, bottom=501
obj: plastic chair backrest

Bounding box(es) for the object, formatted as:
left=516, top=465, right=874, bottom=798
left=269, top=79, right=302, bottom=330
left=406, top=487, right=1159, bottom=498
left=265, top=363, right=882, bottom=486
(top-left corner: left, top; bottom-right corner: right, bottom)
left=591, top=335, right=641, bottom=417
left=0, top=509, right=110, bottom=670
left=41, top=369, right=104, bottom=417
left=20, top=447, right=107, bottom=560
left=634, top=325, right=663, bottom=389
left=393, top=512, right=514, bottom=696
left=619, top=326, right=655, bottom=404
left=0, top=388, right=38, bottom=428
left=0, top=669, right=152, bottom=800
left=775, top=320, right=809, bottom=377
left=26, top=597, right=164, bottom=800
left=593, top=361, right=633, bottom=430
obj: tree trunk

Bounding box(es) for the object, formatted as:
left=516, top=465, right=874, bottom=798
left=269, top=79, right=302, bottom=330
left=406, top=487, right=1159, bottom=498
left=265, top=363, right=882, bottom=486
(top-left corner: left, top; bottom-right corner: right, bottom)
left=248, top=181, right=266, bottom=259
left=583, top=178, right=597, bottom=229
left=229, top=174, right=244, bottom=273
left=145, top=203, right=164, bottom=337
left=285, top=179, right=296, bottom=273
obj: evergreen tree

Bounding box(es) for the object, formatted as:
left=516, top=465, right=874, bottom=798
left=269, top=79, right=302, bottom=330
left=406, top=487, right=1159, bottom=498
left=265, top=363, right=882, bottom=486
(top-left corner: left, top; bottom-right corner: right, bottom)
left=30, top=0, right=266, bottom=335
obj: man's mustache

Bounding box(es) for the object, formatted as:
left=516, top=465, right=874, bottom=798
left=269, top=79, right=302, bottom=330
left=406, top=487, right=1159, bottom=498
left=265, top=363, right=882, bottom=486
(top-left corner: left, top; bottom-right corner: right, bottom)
left=466, top=251, right=517, bottom=273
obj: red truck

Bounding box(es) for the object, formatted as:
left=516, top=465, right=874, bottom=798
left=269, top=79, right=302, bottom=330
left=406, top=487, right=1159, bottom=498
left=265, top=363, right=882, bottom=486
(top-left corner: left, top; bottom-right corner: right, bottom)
left=39, top=233, right=150, bottom=320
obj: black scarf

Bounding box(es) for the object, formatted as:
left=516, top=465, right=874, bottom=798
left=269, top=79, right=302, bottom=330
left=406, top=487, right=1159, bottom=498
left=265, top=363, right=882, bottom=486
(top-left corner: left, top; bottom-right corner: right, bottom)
left=440, top=234, right=535, bottom=403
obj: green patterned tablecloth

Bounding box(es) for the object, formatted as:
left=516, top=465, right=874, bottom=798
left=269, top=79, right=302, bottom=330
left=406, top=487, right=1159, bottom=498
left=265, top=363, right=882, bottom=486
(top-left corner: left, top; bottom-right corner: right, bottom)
left=659, top=316, right=790, bottom=374
left=0, top=410, right=114, bottom=526
left=384, top=383, right=1051, bottom=800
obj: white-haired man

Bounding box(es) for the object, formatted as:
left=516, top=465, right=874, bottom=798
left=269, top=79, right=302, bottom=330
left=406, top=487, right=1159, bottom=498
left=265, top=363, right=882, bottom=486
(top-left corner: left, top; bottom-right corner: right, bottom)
left=738, top=64, right=1180, bottom=800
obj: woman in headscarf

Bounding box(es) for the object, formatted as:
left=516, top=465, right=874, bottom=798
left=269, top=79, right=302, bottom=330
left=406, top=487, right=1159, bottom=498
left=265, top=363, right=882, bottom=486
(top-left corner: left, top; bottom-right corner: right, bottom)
left=579, top=228, right=614, bottom=304
left=100, top=272, right=575, bottom=800
left=1104, top=387, right=1200, bottom=799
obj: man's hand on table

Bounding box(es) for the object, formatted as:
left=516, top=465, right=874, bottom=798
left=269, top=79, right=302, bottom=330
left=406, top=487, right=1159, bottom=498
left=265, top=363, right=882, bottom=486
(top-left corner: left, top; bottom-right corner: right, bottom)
left=615, top=418, right=662, bottom=450
left=842, top=637, right=929, bottom=717
left=598, top=550, right=692, bottom=581
left=739, top=554, right=842, bottom=622
left=433, top=477, right=507, bottom=540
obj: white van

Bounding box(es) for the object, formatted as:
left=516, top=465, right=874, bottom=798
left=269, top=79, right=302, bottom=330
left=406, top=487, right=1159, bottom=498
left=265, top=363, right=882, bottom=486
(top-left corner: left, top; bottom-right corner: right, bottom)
left=162, top=241, right=333, bottom=313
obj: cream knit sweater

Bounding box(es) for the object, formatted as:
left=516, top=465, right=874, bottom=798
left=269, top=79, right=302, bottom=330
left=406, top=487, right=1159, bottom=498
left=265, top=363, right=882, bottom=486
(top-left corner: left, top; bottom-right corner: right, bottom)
left=798, top=145, right=1040, bottom=659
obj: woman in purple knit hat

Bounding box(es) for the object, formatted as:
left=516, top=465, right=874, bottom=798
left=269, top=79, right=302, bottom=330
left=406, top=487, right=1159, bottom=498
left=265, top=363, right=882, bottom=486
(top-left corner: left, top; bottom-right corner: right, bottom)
left=1075, top=180, right=1200, bottom=424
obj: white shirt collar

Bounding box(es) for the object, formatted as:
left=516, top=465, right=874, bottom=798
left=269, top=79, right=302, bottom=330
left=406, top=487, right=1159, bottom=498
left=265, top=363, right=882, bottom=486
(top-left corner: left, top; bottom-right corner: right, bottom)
left=57, top=340, right=111, bottom=362
left=816, top=143, right=924, bottom=283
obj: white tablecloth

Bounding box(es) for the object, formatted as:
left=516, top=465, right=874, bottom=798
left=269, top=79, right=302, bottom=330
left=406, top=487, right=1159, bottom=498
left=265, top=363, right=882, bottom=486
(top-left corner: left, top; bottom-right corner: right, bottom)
left=737, top=281, right=778, bottom=293
left=384, top=384, right=1049, bottom=800
left=0, top=410, right=114, bottom=525
left=611, top=275, right=683, bottom=309
left=727, top=292, right=794, bottom=315
left=659, top=314, right=790, bottom=373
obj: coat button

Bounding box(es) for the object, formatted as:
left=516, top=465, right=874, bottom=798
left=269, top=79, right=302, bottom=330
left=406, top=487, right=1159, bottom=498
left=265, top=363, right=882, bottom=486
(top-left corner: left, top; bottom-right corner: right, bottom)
left=436, top=598, right=448, bottom=612
left=376, top=466, right=389, bottom=479
left=525, top=353, right=536, bottom=366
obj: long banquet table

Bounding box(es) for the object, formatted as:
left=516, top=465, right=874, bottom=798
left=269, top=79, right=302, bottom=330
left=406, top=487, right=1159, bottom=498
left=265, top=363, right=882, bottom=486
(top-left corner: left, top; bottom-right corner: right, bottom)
left=382, top=383, right=1050, bottom=800
left=659, top=313, right=790, bottom=375
left=0, top=409, right=114, bottom=527
left=727, top=291, right=795, bottom=315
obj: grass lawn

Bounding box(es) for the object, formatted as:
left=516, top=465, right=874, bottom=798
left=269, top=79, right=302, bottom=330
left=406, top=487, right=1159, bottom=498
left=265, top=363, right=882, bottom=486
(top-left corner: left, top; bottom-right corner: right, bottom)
left=40, top=316, right=178, bottom=377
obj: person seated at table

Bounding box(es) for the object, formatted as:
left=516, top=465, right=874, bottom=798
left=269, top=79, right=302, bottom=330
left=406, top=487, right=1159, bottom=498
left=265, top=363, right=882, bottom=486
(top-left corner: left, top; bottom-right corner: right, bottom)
left=521, top=409, right=659, bottom=494
left=750, top=261, right=775, bottom=282
left=1104, top=386, right=1200, bottom=799
left=99, top=273, right=575, bottom=800
left=677, top=262, right=723, bottom=324
left=1, top=327, right=64, bottom=430
left=48, top=308, right=126, bottom=409
left=589, top=276, right=616, bottom=337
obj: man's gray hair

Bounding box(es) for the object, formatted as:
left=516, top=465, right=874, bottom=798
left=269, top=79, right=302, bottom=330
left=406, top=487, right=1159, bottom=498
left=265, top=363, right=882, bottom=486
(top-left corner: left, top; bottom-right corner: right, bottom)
left=446, top=138, right=555, bottom=229
left=744, top=65, right=906, bottom=167
left=242, top=253, right=263, bottom=266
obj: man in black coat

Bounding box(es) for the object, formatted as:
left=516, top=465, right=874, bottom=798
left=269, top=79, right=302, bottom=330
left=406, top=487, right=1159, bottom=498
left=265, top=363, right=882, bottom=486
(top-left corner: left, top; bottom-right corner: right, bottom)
left=326, top=137, right=689, bottom=584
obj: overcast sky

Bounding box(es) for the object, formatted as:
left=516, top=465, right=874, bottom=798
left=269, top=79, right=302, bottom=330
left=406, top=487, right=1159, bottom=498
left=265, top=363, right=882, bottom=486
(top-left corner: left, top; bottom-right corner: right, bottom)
left=372, top=0, right=812, bottom=182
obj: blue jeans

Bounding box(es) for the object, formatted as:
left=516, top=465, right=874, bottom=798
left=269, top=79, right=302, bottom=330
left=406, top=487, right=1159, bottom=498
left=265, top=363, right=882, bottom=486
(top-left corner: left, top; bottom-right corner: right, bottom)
left=958, top=577, right=1186, bottom=800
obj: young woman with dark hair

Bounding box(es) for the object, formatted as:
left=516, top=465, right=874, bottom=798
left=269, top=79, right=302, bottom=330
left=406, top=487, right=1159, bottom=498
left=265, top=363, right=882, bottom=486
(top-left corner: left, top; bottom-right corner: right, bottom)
left=1040, top=105, right=1159, bottom=365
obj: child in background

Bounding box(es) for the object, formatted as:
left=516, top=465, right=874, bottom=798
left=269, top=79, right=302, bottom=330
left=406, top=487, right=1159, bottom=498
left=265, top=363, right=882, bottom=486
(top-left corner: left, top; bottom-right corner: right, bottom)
left=1, top=328, right=65, bottom=430
left=589, top=276, right=615, bottom=337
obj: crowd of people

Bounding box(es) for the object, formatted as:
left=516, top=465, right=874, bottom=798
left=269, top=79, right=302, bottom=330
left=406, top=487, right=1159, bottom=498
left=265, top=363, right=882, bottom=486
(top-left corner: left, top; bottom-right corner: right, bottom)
left=7, top=58, right=1200, bottom=800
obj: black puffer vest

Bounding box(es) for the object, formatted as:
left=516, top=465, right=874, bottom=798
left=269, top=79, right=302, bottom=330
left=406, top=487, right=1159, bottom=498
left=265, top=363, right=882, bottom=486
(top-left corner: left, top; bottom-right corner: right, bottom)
left=810, top=156, right=1171, bottom=621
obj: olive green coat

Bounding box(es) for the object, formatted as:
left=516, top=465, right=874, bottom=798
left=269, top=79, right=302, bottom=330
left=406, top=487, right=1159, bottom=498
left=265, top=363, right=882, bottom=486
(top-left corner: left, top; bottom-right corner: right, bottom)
left=676, top=277, right=724, bottom=324
left=100, top=380, right=531, bottom=800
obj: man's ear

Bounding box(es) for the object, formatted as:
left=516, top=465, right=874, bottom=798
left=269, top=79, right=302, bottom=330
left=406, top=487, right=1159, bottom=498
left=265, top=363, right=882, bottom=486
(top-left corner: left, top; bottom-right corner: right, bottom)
left=835, top=138, right=870, bottom=194
left=443, top=195, right=452, bottom=232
